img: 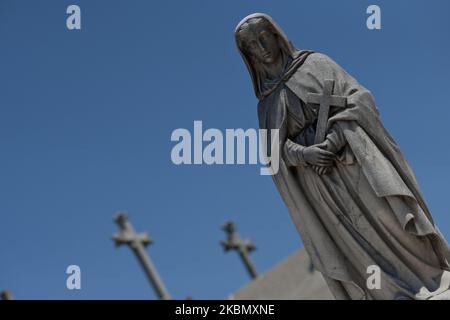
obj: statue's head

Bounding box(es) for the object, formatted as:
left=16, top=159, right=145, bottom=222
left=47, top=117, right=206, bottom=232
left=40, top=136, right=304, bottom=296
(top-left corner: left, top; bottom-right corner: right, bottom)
left=236, top=16, right=282, bottom=65
left=235, top=13, right=299, bottom=99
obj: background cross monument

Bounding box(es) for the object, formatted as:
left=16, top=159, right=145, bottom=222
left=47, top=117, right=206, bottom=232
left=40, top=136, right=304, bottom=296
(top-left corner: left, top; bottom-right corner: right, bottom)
left=112, top=212, right=171, bottom=300
left=0, top=290, right=13, bottom=300
left=221, top=221, right=258, bottom=279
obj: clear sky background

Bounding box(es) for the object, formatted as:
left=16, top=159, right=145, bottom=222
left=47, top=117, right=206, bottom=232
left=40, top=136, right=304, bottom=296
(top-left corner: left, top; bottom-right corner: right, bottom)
left=1, top=0, right=449, bottom=299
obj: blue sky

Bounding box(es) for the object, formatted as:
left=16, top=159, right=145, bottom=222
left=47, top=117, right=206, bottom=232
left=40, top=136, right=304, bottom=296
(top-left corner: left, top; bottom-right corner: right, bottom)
left=0, top=0, right=449, bottom=299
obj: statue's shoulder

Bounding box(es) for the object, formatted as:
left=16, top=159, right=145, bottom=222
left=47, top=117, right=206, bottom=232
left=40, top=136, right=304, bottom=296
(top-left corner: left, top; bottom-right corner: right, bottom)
left=304, top=52, right=334, bottom=67
left=297, top=51, right=345, bottom=79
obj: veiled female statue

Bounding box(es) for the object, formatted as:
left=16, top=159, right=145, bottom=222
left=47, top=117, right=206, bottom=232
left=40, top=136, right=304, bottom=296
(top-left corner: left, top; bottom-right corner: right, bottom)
left=235, top=13, right=450, bottom=299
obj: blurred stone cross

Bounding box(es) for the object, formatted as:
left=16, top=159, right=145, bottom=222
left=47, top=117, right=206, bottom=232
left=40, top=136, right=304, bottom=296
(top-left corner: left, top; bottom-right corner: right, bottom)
left=221, top=221, right=258, bottom=279
left=0, top=290, right=13, bottom=300
left=112, top=212, right=171, bottom=300
left=307, top=79, right=347, bottom=144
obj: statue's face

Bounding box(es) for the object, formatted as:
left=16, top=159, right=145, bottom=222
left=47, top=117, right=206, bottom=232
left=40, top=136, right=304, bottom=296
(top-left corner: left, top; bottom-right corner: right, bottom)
left=239, top=18, right=281, bottom=65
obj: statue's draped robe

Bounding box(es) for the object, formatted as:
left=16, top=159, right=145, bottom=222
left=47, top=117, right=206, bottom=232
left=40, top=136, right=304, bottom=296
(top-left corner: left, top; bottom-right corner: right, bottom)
left=259, top=52, right=450, bottom=299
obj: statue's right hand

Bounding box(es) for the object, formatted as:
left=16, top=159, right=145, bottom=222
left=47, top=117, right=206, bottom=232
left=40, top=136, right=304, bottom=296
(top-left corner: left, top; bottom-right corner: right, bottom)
left=303, top=143, right=336, bottom=166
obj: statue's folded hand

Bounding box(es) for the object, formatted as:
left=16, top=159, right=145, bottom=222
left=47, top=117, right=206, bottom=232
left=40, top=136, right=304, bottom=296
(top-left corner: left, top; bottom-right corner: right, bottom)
left=303, top=142, right=336, bottom=167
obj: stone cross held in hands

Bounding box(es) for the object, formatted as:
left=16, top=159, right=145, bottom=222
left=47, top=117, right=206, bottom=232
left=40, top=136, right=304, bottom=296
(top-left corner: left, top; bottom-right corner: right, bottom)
left=307, top=79, right=347, bottom=144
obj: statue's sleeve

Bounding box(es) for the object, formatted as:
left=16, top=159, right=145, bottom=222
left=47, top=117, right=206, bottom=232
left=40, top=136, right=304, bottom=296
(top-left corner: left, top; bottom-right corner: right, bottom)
left=283, top=138, right=308, bottom=167
left=282, top=88, right=311, bottom=167
left=325, top=123, right=347, bottom=154
left=326, top=122, right=357, bottom=165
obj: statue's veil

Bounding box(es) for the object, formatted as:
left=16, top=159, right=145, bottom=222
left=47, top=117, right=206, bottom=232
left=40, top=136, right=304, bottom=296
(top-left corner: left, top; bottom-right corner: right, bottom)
left=235, top=13, right=301, bottom=99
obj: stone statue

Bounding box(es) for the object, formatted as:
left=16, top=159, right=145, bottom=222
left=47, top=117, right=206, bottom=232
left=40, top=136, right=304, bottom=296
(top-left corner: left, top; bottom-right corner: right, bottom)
left=235, top=13, right=450, bottom=300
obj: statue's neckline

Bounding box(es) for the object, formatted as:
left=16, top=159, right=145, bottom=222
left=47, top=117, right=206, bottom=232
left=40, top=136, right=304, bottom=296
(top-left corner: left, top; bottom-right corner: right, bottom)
left=259, top=51, right=314, bottom=100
